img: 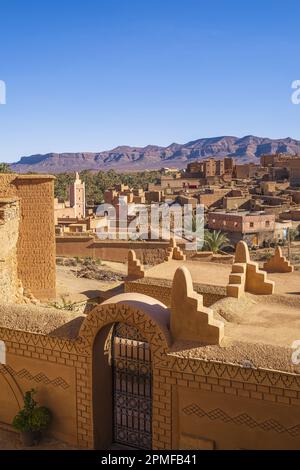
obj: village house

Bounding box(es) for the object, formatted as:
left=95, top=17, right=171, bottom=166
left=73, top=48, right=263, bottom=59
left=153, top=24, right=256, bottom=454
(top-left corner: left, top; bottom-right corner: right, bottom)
left=207, top=211, right=276, bottom=246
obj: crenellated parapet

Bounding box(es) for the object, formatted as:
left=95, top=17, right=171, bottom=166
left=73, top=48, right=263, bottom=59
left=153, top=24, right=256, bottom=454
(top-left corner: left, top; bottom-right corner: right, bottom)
left=165, top=237, right=186, bottom=261
left=227, top=241, right=275, bottom=298
left=263, top=246, right=294, bottom=273
left=170, top=266, right=224, bottom=345
left=127, top=250, right=145, bottom=280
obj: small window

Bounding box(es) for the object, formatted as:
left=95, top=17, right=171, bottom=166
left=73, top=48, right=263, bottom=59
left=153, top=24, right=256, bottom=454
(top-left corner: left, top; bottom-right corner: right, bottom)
left=223, top=220, right=226, bottom=226
left=250, top=222, right=254, bottom=228
left=265, top=221, right=270, bottom=227
left=234, top=222, right=238, bottom=227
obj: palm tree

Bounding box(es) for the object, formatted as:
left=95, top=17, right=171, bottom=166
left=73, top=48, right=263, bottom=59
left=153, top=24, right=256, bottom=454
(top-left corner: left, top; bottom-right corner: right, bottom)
left=204, top=230, right=232, bottom=254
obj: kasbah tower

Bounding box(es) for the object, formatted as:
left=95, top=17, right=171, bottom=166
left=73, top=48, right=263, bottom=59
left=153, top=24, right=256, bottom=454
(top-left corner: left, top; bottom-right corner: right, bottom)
left=69, top=172, right=86, bottom=219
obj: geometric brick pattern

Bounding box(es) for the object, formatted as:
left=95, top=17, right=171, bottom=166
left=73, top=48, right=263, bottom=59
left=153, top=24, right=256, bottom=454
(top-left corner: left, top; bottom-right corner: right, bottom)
left=1, top=365, right=70, bottom=389
left=182, top=404, right=300, bottom=437
left=166, top=356, right=300, bottom=390
left=2, top=298, right=300, bottom=450
left=79, top=302, right=171, bottom=367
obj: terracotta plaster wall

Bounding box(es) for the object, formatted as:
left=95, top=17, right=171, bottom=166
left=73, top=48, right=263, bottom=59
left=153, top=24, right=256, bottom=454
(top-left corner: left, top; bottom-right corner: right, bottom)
left=0, top=175, right=56, bottom=299
left=125, top=280, right=226, bottom=308
left=1, top=324, right=300, bottom=450
left=56, top=238, right=169, bottom=265
left=159, top=359, right=300, bottom=450
left=0, top=327, right=81, bottom=446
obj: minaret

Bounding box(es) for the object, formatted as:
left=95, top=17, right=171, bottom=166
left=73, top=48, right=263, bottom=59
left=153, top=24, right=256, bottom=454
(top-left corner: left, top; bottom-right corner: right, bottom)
left=70, top=172, right=86, bottom=219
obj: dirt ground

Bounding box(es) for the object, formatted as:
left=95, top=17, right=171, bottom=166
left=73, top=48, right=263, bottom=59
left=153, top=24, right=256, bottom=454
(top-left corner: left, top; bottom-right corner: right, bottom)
left=145, top=259, right=300, bottom=296
left=213, top=292, right=300, bottom=348
left=253, top=241, right=300, bottom=270
left=146, top=260, right=231, bottom=286
left=0, top=428, right=77, bottom=450
left=55, top=260, right=127, bottom=303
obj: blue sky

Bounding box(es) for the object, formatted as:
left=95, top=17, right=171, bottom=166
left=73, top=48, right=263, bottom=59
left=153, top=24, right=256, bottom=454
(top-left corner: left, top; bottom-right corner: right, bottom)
left=1, top=0, right=300, bottom=162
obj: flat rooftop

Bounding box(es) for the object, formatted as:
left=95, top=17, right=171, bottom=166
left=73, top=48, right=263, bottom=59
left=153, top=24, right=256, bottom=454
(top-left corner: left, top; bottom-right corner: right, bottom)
left=145, top=259, right=300, bottom=296
left=0, top=303, right=84, bottom=339
left=146, top=260, right=231, bottom=286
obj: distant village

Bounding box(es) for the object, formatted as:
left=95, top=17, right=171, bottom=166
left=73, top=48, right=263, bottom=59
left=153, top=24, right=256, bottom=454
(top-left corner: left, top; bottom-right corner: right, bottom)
left=55, top=154, right=300, bottom=260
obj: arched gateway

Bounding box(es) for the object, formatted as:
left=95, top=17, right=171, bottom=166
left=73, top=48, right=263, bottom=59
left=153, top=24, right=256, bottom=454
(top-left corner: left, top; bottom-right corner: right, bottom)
left=79, top=293, right=171, bottom=450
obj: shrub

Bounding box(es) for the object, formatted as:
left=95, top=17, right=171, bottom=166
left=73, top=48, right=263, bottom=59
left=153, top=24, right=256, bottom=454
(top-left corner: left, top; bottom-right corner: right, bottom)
left=13, top=389, right=51, bottom=433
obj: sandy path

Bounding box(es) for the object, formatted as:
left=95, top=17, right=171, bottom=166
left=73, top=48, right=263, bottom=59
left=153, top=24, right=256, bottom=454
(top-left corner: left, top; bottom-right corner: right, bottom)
left=56, top=261, right=127, bottom=302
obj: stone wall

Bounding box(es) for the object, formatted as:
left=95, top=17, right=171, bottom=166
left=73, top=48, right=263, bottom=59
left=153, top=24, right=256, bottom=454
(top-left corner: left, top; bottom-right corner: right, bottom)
left=0, top=199, right=20, bottom=303
left=0, top=175, right=56, bottom=299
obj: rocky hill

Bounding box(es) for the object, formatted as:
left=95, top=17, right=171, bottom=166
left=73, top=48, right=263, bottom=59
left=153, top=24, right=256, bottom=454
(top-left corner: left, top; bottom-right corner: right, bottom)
left=10, top=135, right=300, bottom=174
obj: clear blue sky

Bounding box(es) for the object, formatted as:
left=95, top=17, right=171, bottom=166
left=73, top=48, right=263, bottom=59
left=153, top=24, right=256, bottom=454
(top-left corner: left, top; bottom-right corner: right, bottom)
left=1, top=0, right=300, bottom=162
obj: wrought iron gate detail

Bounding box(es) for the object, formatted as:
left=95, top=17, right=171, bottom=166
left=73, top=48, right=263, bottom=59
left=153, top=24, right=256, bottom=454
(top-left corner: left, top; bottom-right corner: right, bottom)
left=113, top=323, right=152, bottom=449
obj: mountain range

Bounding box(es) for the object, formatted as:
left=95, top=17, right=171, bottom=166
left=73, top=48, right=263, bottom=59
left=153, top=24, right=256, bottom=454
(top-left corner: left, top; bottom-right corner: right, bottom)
left=10, top=135, right=300, bottom=174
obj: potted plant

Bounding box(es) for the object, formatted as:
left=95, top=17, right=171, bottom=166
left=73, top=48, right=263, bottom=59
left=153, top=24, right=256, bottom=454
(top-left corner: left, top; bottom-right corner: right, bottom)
left=12, top=389, right=52, bottom=447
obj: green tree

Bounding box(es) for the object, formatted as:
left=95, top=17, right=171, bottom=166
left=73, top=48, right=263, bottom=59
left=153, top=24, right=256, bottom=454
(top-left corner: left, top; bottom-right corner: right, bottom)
left=53, top=169, right=161, bottom=205
left=54, top=172, right=74, bottom=200
left=204, top=230, right=232, bottom=254
left=80, top=171, right=104, bottom=205
left=0, top=163, right=13, bottom=173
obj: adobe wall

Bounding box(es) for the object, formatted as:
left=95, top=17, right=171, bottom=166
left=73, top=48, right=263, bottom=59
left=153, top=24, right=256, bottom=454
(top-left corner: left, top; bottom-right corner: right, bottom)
left=208, top=213, right=243, bottom=232
left=0, top=199, right=20, bottom=302
left=1, top=321, right=300, bottom=450
left=199, top=190, right=230, bottom=208
left=125, top=278, right=226, bottom=308
left=0, top=327, right=80, bottom=445
left=279, top=209, right=300, bottom=222
left=56, top=238, right=171, bottom=265
left=223, top=195, right=251, bottom=210
left=0, top=175, right=56, bottom=299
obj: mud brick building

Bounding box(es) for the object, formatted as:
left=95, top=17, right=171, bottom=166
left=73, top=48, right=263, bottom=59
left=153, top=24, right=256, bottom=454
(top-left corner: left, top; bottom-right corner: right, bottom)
left=0, top=174, right=56, bottom=300
left=207, top=211, right=275, bottom=246
left=54, top=172, right=86, bottom=223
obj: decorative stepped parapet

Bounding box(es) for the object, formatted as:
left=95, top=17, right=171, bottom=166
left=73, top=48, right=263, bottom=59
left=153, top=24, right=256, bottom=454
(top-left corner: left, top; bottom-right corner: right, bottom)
left=245, top=262, right=275, bottom=295
left=227, top=262, right=246, bottom=299
left=263, top=246, right=294, bottom=273
left=165, top=237, right=186, bottom=261
left=171, top=266, right=224, bottom=345
left=227, top=241, right=275, bottom=298
left=127, top=250, right=145, bottom=280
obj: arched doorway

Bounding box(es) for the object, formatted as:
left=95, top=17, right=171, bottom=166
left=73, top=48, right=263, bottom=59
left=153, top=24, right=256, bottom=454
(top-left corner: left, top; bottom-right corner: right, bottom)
left=112, top=323, right=152, bottom=449
left=79, top=293, right=171, bottom=450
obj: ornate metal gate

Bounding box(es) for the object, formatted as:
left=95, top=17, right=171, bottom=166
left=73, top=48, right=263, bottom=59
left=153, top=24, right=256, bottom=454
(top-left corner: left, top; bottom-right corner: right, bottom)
left=112, top=323, right=152, bottom=449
